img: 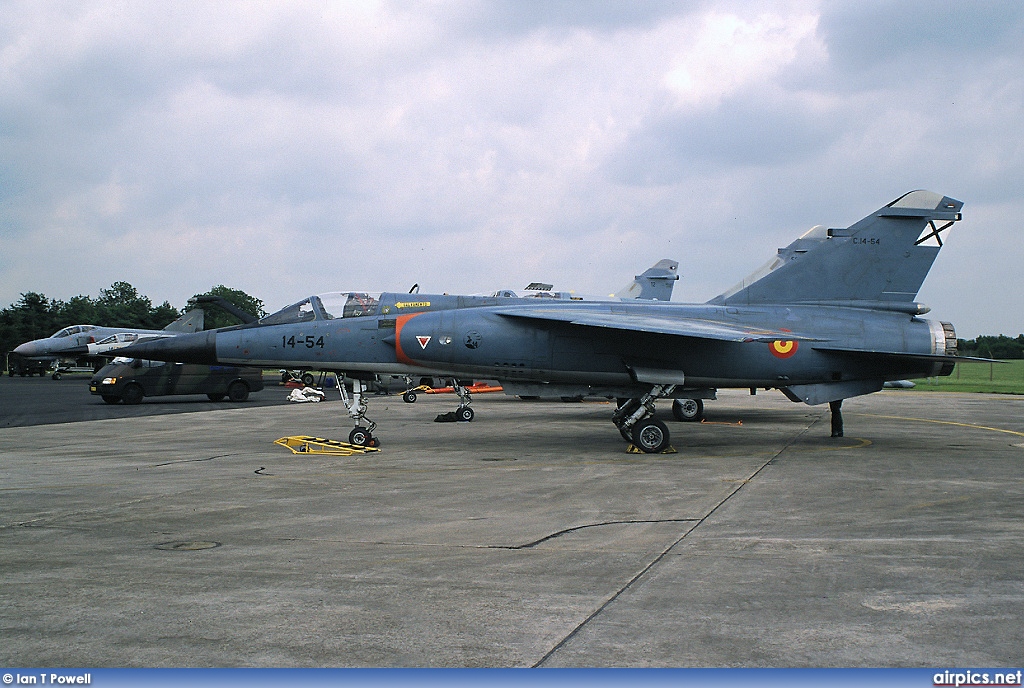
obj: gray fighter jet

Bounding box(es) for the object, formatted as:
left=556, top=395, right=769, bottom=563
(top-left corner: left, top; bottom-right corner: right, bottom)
left=119, top=190, right=970, bottom=452
left=9, top=309, right=204, bottom=377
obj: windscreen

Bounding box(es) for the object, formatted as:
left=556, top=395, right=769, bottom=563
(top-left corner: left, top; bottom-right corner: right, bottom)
left=260, top=298, right=316, bottom=325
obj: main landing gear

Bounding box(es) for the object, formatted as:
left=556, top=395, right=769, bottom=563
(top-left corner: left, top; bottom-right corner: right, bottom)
left=612, top=385, right=677, bottom=453
left=433, top=380, right=475, bottom=423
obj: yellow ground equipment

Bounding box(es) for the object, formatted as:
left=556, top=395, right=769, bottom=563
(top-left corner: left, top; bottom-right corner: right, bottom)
left=274, top=435, right=381, bottom=455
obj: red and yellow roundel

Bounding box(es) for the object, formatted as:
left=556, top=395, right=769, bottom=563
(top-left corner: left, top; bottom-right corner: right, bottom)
left=769, top=340, right=798, bottom=359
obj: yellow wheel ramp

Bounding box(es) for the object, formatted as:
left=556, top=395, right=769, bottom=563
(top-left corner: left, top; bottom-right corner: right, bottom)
left=274, top=435, right=381, bottom=455
left=625, top=444, right=677, bottom=454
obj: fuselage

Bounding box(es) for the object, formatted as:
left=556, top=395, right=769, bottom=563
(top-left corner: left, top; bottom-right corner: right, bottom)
left=133, top=291, right=952, bottom=394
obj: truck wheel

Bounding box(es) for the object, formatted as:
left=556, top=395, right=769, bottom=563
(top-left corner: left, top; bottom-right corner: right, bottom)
left=227, top=380, right=250, bottom=402
left=122, top=383, right=144, bottom=405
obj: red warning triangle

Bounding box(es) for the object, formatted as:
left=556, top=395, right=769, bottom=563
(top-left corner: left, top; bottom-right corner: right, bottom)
left=416, top=336, right=431, bottom=350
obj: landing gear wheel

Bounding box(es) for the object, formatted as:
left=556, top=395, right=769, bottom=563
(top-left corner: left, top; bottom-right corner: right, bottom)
left=632, top=418, right=671, bottom=454
left=301, top=372, right=315, bottom=386
left=672, top=398, right=704, bottom=422
left=402, top=391, right=417, bottom=403
left=349, top=426, right=373, bottom=447
left=457, top=406, right=474, bottom=422
left=122, top=383, right=144, bottom=405
left=619, top=426, right=634, bottom=442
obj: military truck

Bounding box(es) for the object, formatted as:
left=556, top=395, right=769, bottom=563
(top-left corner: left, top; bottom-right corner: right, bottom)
left=90, top=358, right=264, bottom=404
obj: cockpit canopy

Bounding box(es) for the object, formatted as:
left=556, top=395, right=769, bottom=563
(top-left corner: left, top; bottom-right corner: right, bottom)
left=95, top=333, right=140, bottom=345
left=261, top=292, right=382, bottom=325
left=51, top=325, right=98, bottom=338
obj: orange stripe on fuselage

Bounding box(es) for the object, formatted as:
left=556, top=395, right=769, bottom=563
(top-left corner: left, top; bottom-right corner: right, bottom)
left=394, top=313, right=425, bottom=366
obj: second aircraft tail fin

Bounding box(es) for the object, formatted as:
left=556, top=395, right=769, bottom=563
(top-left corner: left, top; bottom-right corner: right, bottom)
left=615, top=259, right=680, bottom=301
left=163, top=308, right=205, bottom=333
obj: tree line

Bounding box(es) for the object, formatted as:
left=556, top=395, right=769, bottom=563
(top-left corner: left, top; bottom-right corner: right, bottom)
left=958, top=335, right=1024, bottom=360
left=1, top=282, right=265, bottom=356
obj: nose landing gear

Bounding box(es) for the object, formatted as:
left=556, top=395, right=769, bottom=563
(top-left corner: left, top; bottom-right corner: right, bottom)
left=338, top=375, right=380, bottom=447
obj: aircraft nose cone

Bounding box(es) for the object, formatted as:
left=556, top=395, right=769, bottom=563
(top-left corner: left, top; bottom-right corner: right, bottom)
left=13, top=342, right=40, bottom=357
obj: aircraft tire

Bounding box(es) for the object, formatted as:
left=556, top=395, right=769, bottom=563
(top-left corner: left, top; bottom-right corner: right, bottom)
left=227, top=381, right=250, bottom=402
left=632, top=418, right=671, bottom=454
left=672, top=398, right=704, bottom=422
left=301, top=372, right=315, bottom=386
left=619, top=426, right=634, bottom=442
left=403, top=391, right=417, bottom=403
left=122, top=383, right=144, bottom=405
left=457, top=406, right=474, bottom=422
left=349, top=427, right=372, bottom=446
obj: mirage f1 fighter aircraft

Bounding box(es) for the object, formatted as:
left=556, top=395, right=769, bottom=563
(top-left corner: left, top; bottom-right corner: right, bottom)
left=120, top=190, right=968, bottom=452
left=9, top=309, right=204, bottom=377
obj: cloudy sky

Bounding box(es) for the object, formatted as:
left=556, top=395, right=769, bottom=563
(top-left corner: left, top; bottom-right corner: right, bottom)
left=1, top=0, right=1022, bottom=337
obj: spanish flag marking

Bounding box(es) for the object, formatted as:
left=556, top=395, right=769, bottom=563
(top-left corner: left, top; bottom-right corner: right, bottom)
left=769, top=340, right=798, bottom=359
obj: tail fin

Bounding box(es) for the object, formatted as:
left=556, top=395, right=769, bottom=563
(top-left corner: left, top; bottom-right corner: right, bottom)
left=615, top=259, right=680, bottom=301
left=163, top=308, right=204, bottom=333
left=710, top=191, right=962, bottom=310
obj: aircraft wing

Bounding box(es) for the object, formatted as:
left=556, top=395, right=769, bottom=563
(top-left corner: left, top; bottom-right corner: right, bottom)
left=494, top=306, right=818, bottom=343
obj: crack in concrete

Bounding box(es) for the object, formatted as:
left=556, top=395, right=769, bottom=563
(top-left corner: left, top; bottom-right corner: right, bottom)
left=532, top=411, right=823, bottom=667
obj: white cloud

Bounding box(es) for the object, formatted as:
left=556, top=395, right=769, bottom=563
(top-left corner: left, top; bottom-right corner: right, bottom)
left=664, top=12, right=823, bottom=110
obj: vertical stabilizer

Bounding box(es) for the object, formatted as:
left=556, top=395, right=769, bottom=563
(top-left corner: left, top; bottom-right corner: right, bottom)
left=710, top=191, right=962, bottom=307
left=163, top=308, right=205, bottom=333
left=615, top=259, right=680, bottom=301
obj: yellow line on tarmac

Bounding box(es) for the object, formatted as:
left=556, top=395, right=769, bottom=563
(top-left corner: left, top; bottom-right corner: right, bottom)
left=856, top=413, right=1024, bottom=438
